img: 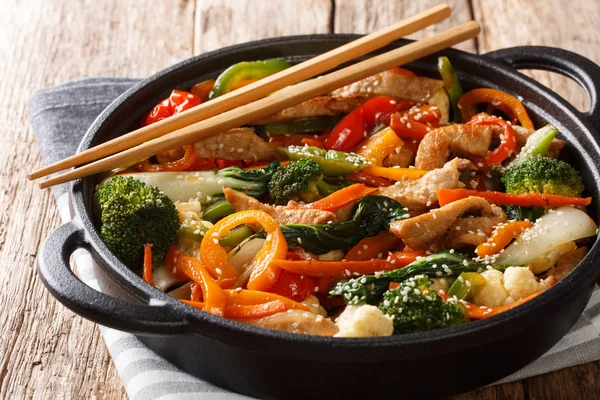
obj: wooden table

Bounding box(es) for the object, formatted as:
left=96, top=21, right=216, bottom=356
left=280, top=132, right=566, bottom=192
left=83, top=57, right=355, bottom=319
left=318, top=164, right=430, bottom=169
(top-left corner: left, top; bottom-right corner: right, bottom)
left=1, top=0, right=599, bottom=398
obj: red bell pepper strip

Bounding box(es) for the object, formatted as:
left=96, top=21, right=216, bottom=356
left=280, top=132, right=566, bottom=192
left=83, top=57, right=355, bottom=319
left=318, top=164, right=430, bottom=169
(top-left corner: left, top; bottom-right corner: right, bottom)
left=467, top=116, right=516, bottom=164
left=269, top=270, right=316, bottom=302
left=305, top=184, right=376, bottom=211
left=142, top=243, right=154, bottom=286
left=270, top=258, right=397, bottom=279
left=325, top=96, right=399, bottom=151
left=436, top=188, right=592, bottom=207
left=389, top=113, right=431, bottom=140
left=142, top=90, right=202, bottom=126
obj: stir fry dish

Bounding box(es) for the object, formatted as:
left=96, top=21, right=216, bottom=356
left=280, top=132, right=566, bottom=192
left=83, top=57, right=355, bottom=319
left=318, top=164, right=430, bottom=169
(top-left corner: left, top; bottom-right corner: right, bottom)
left=95, top=57, right=597, bottom=337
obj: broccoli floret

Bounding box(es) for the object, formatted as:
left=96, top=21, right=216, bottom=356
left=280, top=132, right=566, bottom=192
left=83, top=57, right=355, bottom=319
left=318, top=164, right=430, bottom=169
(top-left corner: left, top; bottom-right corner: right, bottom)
left=95, top=176, right=179, bottom=273
left=268, top=158, right=324, bottom=204
left=501, top=157, right=584, bottom=197
left=378, top=275, right=467, bottom=334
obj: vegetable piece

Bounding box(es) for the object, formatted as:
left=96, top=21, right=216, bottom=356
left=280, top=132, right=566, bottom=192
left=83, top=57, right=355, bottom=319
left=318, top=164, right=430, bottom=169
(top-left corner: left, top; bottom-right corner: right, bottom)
left=203, top=199, right=236, bottom=222
left=496, top=206, right=597, bottom=266
left=280, top=195, right=408, bottom=254
left=305, top=183, right=376, bottom=211
left=475, top=221, right=534, bottom=258
left=182, top=299, right=288, bottom=319
left=356, top=127, right=402, bottom=166
left=437, top=56, right=463, bottom=122
left=467, top=116, right=516, bottom=164
left=269, top=271, right=316, bottom=302
left=114, top=161, right=279, bottom=203
left=209, top=59, right=291, bottom=99
left=201, top=210, right=288, bottom=290
left=501, top=157, right=585, bottom=198
left=315, top=175, right=353, bottom=196
left=508, top=124, right=558, bottom=167
left=447, top=272, right=486, bottom=300
left=379, top=276, right=467, bottom=334
left=389, top=114, right=430, bottom=140
left=387, top=250, right=428, bottom=267
left=344, top=231, right=397, bottom=261
left=190, top=79, right=215, bottom=102
left=326, top=96, right=399, bottom=151
left=501, top=205, right=545, bottom=222
left=268, top=158, right=324, bottom=204
left=224, top=289, right=308, bottom=311
left=275, top=145, right=369, bottom=176
left=361, top=165, right=428, bottom=181
left=176, top=254, right=227, bottom=316
left=142, top=90, right=202, bottom=126
left=347, top=171, right=393, bottom=187
left=271, top=258, right=396, bottom=279
left=253, top=116, right=342, bottom=135
left=218, top=225, right=254, bottom=247
left=95, top=176, right=179, bottom=272
left=438, top=291, right=541, bottom=319
left=436, top=188, right=592, bottom=207
left=178, top=219, right=209, bottom=242
left=330, top=252, right=489, bottom=305
left=142, top=244, right=154, bottom=286
left=136, top=143, right=198, bottom=172
left=389, top=66, right=416, bottom=77
left=457, top=88, right=534, bottom=130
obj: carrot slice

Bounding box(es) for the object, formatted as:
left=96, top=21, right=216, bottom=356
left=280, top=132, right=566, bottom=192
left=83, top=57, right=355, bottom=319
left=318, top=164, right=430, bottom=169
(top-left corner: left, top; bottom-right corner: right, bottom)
left=345, top=232, right=397, bottom=261
left=305, top=184, right=377, bottom=211
left=439, top=291, right=542, bottom=319
left=142, top=243, right=154, bottom=286
left=270, top=258, right=396, bottom=279
left=436, top=188, right=592, bottom=207
left=475, top=221, right=533, bottom=258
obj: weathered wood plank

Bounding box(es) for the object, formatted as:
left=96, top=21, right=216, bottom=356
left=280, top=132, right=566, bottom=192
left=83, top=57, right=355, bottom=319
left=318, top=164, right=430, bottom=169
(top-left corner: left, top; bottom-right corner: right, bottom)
left=194, top=0, right=333, bottom=54
left=333, top=0, right=477, bottom=53
left=0, top=0, right=196, bottom=398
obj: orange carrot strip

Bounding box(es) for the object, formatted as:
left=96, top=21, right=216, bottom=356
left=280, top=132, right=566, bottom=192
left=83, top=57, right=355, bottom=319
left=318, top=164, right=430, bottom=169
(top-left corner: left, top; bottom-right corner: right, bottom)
left=475, top=221, right=534, bottom=258
left=345, top=232, right=397, bottom=261
left=305, top=184, right=377, bottom=211
left=270, top=258, right=396, bottom=279
left=439, top=291, right=542, bottom=319
left=362, top=165, right=428, bottom=181
left=142, top=243, right=154, bottom=286
left=181, top=299, right=288, bottom=319
left=177, top=254, right=227, bottom=317
left=201, top=210, right=287, bottom=291
left=387, top=250, right=428, bottom=267
left=436, top=188, right=592, bottom=207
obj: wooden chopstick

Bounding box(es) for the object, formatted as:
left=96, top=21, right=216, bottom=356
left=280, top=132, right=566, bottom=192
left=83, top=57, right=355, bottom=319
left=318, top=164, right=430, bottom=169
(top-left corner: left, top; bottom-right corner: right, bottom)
left=28, top=4, right=452, bottom=181
left=39, top=20, right=480, bottom=189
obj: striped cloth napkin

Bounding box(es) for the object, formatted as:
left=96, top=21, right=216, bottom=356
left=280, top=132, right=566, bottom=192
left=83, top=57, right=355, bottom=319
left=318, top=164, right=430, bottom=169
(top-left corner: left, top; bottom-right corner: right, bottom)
left=30, top=78, right=600, bottom=400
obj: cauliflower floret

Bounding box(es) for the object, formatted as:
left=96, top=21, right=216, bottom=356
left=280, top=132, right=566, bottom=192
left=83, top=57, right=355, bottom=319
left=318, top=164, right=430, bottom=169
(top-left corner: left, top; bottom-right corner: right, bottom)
left=430, top=277, right=451, bottom=293
left=472, top=269, right=510, bottom=307
left=503, top=266, right=547, bottom=300
left=334, top=305, right=394, bottom=338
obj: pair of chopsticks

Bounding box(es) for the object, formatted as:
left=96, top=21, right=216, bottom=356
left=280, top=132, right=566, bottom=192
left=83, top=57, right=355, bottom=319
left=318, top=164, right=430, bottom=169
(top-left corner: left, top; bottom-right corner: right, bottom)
left=30, top=4, right=480, bottom=188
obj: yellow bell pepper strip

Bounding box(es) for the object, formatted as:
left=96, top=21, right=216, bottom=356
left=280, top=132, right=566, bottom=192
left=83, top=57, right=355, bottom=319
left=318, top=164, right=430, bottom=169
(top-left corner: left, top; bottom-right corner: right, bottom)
left=201, top=210, right=287, bottom=291
left=362, top=165, right=428, bottom=181
left=357, top=127, right=403, bottom=166
left=191, top=79, right=215, bottom=102
left=438, top=291, right=541, bottom=319
left=304, top=184, right=376, bottom=212
left=475, top=220, right=534, bottom=258
left=436, top=188, right=592, bottom=208
left=270, top=258, right=396, bottom=279
left=176, top=254, right=227, bottom=317
left=458, top=88, right=534, bottom=130
left=142, top=243, right=154, bottom=286
left=345, top=231, right=397, bottom=261
left=209, top=59, right=291, bottom=99
left=181, top=299, right=288, bottom=319
left=223, top=289, right=308, bottom=311
left=135, top=143, right=198, bottom=172
left=467, top=116, right=516, bottom=164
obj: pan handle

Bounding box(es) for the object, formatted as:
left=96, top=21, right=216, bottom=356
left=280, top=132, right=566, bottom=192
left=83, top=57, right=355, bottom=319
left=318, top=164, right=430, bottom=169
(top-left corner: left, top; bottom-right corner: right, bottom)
left=484, top=46, right=600, bottom=130
left=38, top=221, right=191, bottom=334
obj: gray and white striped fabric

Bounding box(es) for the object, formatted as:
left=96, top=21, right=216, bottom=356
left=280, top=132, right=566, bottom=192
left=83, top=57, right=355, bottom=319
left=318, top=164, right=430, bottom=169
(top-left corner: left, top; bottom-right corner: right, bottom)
left=34, top=79, right=600, bottom=399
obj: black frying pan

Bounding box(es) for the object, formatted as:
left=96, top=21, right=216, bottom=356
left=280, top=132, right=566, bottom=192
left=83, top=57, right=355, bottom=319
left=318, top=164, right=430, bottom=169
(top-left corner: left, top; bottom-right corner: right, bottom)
left=37, top=36, right=600, bottom=399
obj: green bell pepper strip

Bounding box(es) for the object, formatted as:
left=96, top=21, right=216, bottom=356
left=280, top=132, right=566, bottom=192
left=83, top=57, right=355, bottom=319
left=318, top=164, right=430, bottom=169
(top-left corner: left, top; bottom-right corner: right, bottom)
left=202, top=199, right=235, bottom=223
left=178, top=220, right=253, bottom=247
left=437, top=56, right=463, bottom=122
left=218, top=225, right=254, bottom=247
left=253, top=116, right=343, bottom=136
left=209, top=59, right=291, bottom=99
left=275, top=145, right=369, bottom=176
left=447, top=272, right=486, bottom=300
left=508, top=124, right=558, bottom=168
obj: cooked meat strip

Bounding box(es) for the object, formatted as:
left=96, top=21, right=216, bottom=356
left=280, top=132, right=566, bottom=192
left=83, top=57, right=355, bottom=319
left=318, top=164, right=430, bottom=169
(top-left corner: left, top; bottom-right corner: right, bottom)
left=542, top=246, right=588, bottom=281
left=378, top=158, right=474, bottom=210
left=244, top=310, right=339, bottom=336
left=415, top=124, right=493, bottom=170
left=389, top=196, right=507, bottom=250
left=436, top=206, right=507, bottom=250
left=250, top=95, right=368, bottom=124
left=223, top=187, right=336, bottom=225
left=331, top=70, right=444, bottom=103
left=195, top=127, right=274, bottom=161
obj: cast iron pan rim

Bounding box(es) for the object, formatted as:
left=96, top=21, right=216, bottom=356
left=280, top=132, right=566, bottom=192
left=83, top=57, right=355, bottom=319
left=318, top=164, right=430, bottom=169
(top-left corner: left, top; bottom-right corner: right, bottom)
left=71, top=34, right=600, bottom=347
